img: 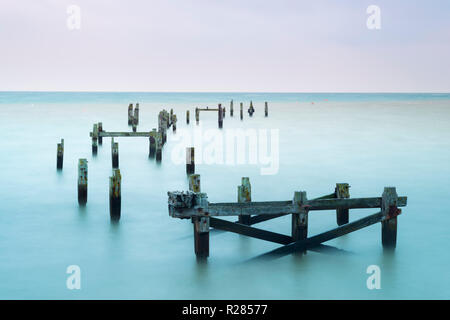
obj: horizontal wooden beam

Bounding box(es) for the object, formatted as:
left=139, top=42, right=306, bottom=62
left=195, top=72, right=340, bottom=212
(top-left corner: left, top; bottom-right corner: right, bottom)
left=197, top=108, right=219, bottom=111
left=208, top=201, right=293, bottom=216
left=254, top=211, right=384, bottom=260
left=91, top=132, right=154, bottom=137
left=306, top=196, right=407, bottom=211
left=210, top=217, right=292, bottom=245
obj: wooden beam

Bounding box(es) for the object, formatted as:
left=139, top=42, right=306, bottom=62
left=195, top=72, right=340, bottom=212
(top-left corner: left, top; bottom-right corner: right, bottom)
left=306, top=196, right=407, bottom=211
left=210, top=217, right=292, bottom=245
left=254, top=211, right=384, bottom=260
left=93, top=131, right=154, bottom=137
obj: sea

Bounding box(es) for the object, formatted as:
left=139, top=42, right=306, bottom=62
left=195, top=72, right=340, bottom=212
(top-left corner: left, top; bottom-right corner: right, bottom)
left=0, top=92, right=449, bottom=299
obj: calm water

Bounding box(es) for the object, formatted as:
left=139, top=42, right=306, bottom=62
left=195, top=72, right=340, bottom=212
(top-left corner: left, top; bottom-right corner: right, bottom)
left=0, top=92, right=449, bottom=299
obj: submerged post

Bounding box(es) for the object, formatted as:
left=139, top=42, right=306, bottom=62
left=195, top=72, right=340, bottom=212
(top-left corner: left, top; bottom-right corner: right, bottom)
left=77, top=159, right=88, bottom=205
left=149, top=129, right=157, bottom=158
left=381, top=187, right=399, bottom=248
left=98, top=122, right=103, bottom=145
left=111, top=138, right=119, bottom=168
left=240, top=102, right=243, bottom=120
left=218, top=104, right=223, bottom=129
left=186, top=147, right=195, bottom=174
left=134, top=103, right=139, bottom=125
left=156, top=133, right=162, bottom=162
left=195, top=107, right=199, bottom=124
left=109, top=169, right=121, bottom=221
left=193, top=191, right=209, bottom=259
left=128, top=103, right=133, bottom=125
left=238, top=177, right=251, bottom=225
left=230, top=100, right=234, bottom=116
left=265, top=101, right=268, bottom=117
left=172, top=114, right=177, bottom=132
left=56, top=138, right=64, bottom=170
left=292, top=191, right=308, bottom=254
left=92, top=123, right=98, bottom=155
left=186, top=110, right=190, bottom=124
left=336, top=183, right=350, bottom=225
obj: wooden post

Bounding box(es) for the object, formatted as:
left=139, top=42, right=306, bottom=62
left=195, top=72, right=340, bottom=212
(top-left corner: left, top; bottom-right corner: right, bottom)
left=240, top=102, right=243, bottom=120
left=132, top=122, right=137, bottom=133
left=336, top=183, right=350, bottom=225
left=172, top=114, right=177, bottom=132
left=195, top=107, right=199, bottom=124
left=156, top=133, right=162, bottom=162
left=230, top=100, right=234, bottom=116
left=56, top=138, right=64, bottom=170
left=381, top=187, right=399, bottom=248
left=265, top=102, right=268, bottom=117
left=186, top=147, right=195, bottom=174
left=78, top=159, right=88, bottom=205
left=193, top=191, right=209, bottom=259
left=109, top=169, right=121, bottom=221
left=170, top=108, right=174, bottom=125
left=189, top=174, right=201, bottom=224
left=248, top=101, right=255, bottom=116
left=189, top=174, right=201, bottom=192
left=238, top=177, right=251, bottom=225
left=128, top=103, right=133, bottom=125
left=98, top=122, right=103, bottom=145
left=223, top=106, right=226, bottom=118
left=111, top=138, right=119, bottom=169
left=149, top=129, right=157, bottom=158
left=134, top=103, right=139, bottom=125
left=92, top=123, right=98, bottom=155
left=292, top=191, right=308, bottom=254
left=218, top=104, right=223, bottom=129
left=186, top=110, right=190, bottom=124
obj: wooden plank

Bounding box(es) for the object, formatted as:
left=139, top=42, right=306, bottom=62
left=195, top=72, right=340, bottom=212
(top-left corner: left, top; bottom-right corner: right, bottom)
left=207, top=200, right=294, bottom=216
left=306, top=196, right=407, bottom=210
left=254, top=211, right=383, bottom=260
left=96, top=132, right=153, bottom=137
left=210, top=217, right=292, bottom=245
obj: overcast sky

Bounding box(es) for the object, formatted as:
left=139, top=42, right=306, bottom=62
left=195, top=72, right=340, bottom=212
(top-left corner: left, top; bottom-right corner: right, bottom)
left=0, top=0, right=449, bottom=92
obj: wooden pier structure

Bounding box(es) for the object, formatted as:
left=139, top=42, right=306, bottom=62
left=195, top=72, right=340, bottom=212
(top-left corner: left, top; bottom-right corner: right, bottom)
left=168, top=177, right=407, bottom=259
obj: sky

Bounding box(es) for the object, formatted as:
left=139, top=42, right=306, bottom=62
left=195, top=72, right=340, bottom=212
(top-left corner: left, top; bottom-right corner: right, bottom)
left=0, top=0, right=449, bottom=92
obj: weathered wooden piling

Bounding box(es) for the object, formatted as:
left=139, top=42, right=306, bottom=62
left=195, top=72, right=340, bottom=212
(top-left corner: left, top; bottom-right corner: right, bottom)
left=170, top=108, right=174, bottom=125
left=109, top=169, right=121, bottom=221
left=223, top=106, right=226, bottom=118
left=218, top=104, right=223, bottom=129
left=248, top=101, right=255, bottom=116
left=92, top=123, right=98, bottom=155
left=132, top=122, right=137, bottom=133
left=189, top=174, right=201, bottom=192
left=172, top=114, right=177, bottom=132
left=156, top=133, right=162, bottom=162
left=56, top=138, right=64, bottom=170
left=149, top=129, right=157, bottom=158
left=195, top=107, right=199, bottom=125
left=111, top=138, right=119, bottom=168
left=98, top=122, right=103, bottom=145
left=186, top=110, right=190, bottom=124
left=381, top=187, right=399, bottom=248
left=77, top=159, right=88, bottom=205
left=240, top=102, right=243, bottom=120
left=238, top=177, right=251, bottom=225
left=134, top=103, right=139, bottom=125
left=292, top=191, right=308, bottom=254
left=128, top=103, right=133, bottom=125
left=186, top=147, right=195, bottom=174
left=265, top=102, right=268, bottom=117
left=336, top=183, right=350, bottom=225
left=168, top=182, right=408, bottom=259
left=230, top=100, right=234, bottom=116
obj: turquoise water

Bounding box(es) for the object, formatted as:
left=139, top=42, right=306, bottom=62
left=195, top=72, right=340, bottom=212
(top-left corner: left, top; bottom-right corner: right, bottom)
left=0, top=92, right=449, bottom=299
